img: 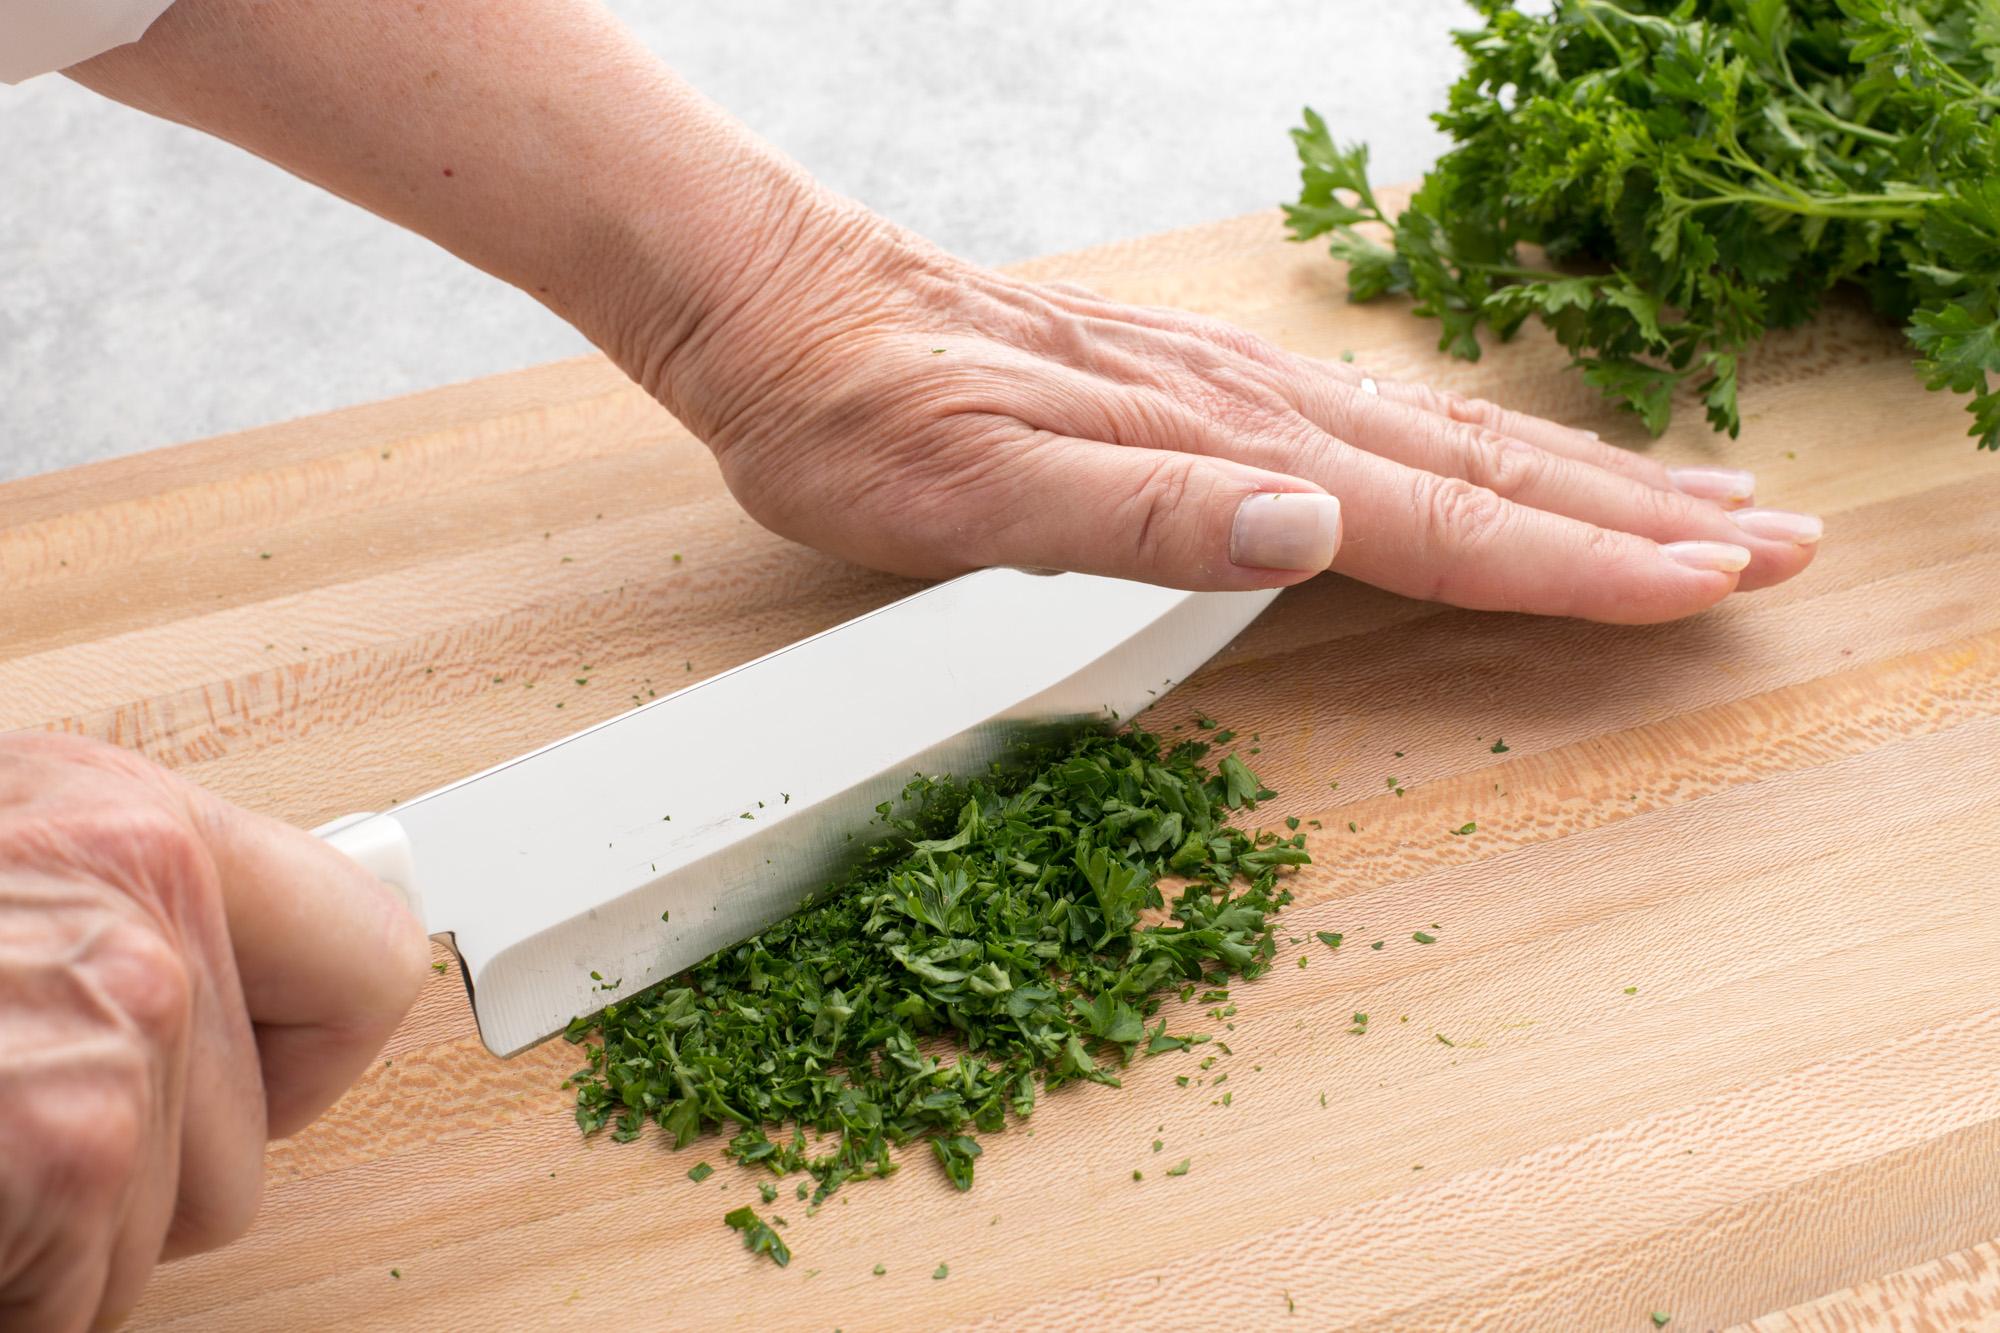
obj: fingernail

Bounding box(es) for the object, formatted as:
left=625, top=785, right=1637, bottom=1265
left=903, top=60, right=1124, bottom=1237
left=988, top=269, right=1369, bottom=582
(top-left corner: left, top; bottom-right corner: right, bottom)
left=1667, top=465, right=1756, bottom=506
left=1662, top=540, right=1751, bottom=573
left=1231, top=492, right=1341, bottom=571
left=1581, top=429, right=1600, bottom=441
left=1729, top=507, right=1823, bottom=545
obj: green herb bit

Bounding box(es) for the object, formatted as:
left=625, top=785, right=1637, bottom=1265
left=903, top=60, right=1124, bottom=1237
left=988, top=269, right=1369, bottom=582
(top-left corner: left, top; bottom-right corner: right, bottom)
left=1490, top=739, right=1509, bottom=754
left=1152, top=1139, right=1163, bottom=1152
left=688, top=1162, right=714, bottom=1183
left=1166, top=1159, right=1191, bottom=1177
left=933, top=1263, right=949, bottom=1281
left=1132, top=1169, right=1143, bottom=1180
left=1370, top=940, right=1384, bottom=950
left=1651, top=1315, right=1671, bottom=1329
left=759, top=1181, right=778, bottom=1203
left=389, top=1269, right=401, bottom=1279
left=873, top=1264, right=886, bottom=1276
left=1316, top=931, right=1342, bottom=950
left=1624, top=986, right=1638, bottom=995
left=1412, top=931, right=1437, bottom=944
left=1435, top=1033, right=1455, bottom=1047
left=724, top=1207, right=791, bottom=1267
left=431, top=961, right=448, bottom=974
left=1450, top=823, right=1476, bottom=837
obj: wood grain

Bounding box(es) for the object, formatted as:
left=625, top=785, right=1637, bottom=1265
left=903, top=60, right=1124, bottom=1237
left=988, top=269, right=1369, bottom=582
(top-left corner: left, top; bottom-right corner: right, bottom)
left=1739, top=1241, right=2000, bottom=1331
left=6, top=209, right=1998, bottom=1332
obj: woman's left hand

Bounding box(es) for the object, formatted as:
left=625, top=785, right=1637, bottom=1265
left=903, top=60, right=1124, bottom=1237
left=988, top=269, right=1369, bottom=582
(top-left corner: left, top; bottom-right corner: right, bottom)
left=630, top=203, right=1818, bottom=624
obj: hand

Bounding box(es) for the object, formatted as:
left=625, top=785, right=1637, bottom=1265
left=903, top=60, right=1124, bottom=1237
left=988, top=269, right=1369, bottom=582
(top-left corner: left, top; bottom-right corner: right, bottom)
left=639, top=206, right=1819, bottom=624
left=65, top=0, right=1814, bottom=625
left=0, top=735, right=428, bottom=1330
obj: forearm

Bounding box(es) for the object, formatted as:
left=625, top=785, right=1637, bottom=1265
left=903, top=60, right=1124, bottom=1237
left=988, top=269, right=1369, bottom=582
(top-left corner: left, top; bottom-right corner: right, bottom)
left=67, top=0, right=834, bottom=394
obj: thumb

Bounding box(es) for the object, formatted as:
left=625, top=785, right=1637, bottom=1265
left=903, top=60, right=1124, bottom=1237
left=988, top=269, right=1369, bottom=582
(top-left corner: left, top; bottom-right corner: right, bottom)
left=183, top=789, right=429, bottom=1137
left=974, top=435, right=1342, bottom=590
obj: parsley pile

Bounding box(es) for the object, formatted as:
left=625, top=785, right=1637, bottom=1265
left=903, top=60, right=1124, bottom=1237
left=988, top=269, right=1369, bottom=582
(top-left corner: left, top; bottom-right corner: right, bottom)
left=564, top=724, right=1305, bottom=1242
left=1287, top=0, right=2000, bottom=449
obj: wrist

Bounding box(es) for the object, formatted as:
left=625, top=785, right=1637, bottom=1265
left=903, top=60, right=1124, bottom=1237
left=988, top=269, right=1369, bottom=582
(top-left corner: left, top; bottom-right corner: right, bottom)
left=571, top=130, right=935, bottom=444
left=554, top=106, right=844, bottom=425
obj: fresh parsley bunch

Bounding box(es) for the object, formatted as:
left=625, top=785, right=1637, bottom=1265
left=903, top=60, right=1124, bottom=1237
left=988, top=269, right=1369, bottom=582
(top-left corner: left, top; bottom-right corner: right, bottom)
left=565, top=724, right=1304, bottom=1213
left=1287, top=0, right=2000, bottom=449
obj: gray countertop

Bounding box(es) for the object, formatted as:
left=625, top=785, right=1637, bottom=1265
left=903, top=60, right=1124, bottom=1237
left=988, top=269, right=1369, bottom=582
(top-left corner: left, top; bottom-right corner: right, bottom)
left=0, top=0, right=1474, bottom=481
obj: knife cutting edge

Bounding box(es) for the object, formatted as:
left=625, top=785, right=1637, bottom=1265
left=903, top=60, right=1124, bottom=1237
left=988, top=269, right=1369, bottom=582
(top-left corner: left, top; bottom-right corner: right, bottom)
left=318, top=568, right=1277, bottom=1057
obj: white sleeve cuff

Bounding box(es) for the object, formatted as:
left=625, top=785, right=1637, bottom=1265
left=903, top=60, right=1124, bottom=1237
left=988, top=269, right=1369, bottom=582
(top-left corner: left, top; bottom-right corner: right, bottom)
left=2, top=0, right=178, bottom=85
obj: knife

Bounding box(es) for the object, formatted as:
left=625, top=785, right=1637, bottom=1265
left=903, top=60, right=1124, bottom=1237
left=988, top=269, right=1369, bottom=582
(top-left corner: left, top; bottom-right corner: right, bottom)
left=318, top=568, right=1277, bottom=1057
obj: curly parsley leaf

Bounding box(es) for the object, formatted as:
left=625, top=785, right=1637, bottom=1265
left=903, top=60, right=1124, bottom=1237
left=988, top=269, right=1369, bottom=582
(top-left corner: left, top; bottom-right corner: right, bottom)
left=1288, top=0, right=2000, bottom=450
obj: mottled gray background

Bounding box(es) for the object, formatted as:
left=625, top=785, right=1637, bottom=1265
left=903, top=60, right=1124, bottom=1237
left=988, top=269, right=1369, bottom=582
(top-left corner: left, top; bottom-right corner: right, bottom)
left=1, top=1, right=1478, bottom=482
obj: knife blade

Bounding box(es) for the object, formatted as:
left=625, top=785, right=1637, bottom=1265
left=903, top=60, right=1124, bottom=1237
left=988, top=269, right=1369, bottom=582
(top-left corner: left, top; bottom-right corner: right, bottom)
left=318, top=568, right=1276, bottom=1057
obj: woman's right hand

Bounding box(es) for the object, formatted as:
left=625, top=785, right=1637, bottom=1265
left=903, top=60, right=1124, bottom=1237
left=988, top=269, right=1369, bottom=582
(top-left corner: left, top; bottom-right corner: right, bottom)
left=0, top=735, right=428, bottom=1330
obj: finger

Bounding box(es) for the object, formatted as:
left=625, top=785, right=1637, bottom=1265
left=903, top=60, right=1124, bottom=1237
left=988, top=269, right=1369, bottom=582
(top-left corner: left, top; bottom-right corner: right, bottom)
left=0, top=902, right=185, bottom=1332
left=951, top=425, right=1341, bottom=590
left=1264, top=422, right=1747, bottom=622
left=1285, top=385, right=1817, bottom=592
left=183, top=793, right=428, bottom=1138
left=1304, top=356, right=1680, bottom=486
left=158, top=869, right=266, bottom=1260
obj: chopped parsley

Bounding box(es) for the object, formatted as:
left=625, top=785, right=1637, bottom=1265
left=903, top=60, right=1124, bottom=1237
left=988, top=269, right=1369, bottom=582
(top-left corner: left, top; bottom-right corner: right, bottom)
left=565, top=725, right=1304, bottom=1253
left=723, top=1206, right=791, bottom=1267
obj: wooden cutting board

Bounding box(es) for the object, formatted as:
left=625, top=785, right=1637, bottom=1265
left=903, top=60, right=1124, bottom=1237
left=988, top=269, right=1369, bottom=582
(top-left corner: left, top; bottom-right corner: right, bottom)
left=7, top=210, right=1999, bottom=1333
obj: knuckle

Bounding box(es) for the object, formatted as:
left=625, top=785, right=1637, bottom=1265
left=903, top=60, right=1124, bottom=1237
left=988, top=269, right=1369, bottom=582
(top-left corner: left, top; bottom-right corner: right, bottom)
left=27, top=1064, right=152, bottom=1207
left=1412, top=475, right=1510, bottom=602
left=1417, top=474, right=1511, bottom=553
left=93, top=914, right=194, bottom=1048
left=1464, top=430, right=1544, bottom=500
left=1441, top=390, right=1502, bottom=427
left=1122, top=455, right=1197, bottom=566
left=0, top=797, right=215, bottom=939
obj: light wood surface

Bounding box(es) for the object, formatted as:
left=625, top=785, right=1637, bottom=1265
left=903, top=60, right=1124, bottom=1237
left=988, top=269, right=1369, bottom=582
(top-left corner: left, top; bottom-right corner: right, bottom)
left=7, top=209, right=1999, bottom=1332
left=1740, top=1241, right=2000, bottom=1331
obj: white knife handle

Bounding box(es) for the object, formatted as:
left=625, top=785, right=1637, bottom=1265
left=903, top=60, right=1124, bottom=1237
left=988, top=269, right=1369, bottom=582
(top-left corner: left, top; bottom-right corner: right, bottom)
left=315, top=812, right=427, bottom=928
